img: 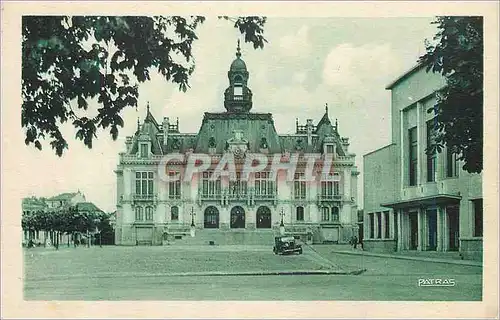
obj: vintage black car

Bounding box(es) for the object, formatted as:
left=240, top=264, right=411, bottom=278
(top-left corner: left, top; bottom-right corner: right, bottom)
left=273, top=236, right=303, bottom=255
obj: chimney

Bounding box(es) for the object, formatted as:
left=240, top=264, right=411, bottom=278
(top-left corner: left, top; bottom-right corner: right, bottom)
left=306, top=119, right=313, bottom=145
left=125, top=136, right=133, bottom=152
left=163, top=117, right=170, bottom=146
left=341, top=137, right=350, bottom=154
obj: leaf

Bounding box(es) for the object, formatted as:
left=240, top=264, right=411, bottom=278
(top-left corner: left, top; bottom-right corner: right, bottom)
left=22, top=15, right=268, bottom=156
left=77, top=95, right=88, bottom=109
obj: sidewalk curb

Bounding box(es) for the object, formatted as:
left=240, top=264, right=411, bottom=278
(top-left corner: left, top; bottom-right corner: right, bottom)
left=26, top=269, right=368, bottom=281
left=330, top=250, right=482, bottom=267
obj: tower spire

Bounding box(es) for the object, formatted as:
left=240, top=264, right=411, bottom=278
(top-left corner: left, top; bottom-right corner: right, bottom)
left=236, top=39, right=241, bottom=58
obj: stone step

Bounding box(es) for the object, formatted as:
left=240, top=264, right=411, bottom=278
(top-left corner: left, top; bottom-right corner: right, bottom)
left=166, top=230, right=277, bottom=246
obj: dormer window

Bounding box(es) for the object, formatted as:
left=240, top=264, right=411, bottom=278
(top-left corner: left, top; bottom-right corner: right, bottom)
left=325, top=144, right=334, bottom=154
left=140, top=143, right=149, bottom=158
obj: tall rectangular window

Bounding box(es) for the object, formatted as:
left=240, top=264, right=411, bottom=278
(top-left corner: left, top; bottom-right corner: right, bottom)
left=294, top=173, right=307, bottom=199
left=229, top=172, right=247, bottom=198
left=321, top=207, right=330, bottom=221
left=166, top=171, right=181, bottom=199
left=296, top=206, right=304, bottom=221
left=321, top=181, right=333, bottom=198
left=473, top=199, right=483, bottom=237
left=409, top=126, right=418, bottom=186
left=136, top=172, right=154, bottom=195
left=255, top=172, right=274, bottom=197
left=145, top=206, right=154, bottom=221
left=377, top=213, right=382, bottom=239
left=384, top=211, right=390, bottom=239
left=426, top=120, right=437, bottom=182
left=331, top=207, right=339, bottom=222
left=446, top=145, right=459, bottom=178
left=135, top=206, right=143, bottom=221
left=326, top=144, right=334, bottom=153
left=369, top=213, right=374, bottom=238
left=394, top=211, right=398, bottom=240
left=202, top=171, right=221, bottom=197
left=140, top=143, right=148, bottom=158
left=171, top=206, right=179, bottom=221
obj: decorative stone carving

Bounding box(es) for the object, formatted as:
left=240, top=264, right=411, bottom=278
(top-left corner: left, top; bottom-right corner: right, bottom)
left=226, top=129, right=249, bottom=158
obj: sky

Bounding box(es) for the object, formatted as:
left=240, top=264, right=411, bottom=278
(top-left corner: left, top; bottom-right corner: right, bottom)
left=18, top=17, right=439, bottom=212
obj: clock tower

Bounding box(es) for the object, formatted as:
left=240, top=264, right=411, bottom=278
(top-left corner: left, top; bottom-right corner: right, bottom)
left=224, top=40, right=253, bottom=113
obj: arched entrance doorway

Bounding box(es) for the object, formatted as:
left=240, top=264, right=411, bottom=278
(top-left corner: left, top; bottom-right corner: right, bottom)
left=230, top=206, right=245, bottom=228
left=204, top=206, right=219, bottom=228
left=256, top=206, right=271, bottom=228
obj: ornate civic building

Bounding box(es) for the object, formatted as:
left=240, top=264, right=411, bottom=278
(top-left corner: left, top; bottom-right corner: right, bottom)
left=114, top=43, right=359, bottom=246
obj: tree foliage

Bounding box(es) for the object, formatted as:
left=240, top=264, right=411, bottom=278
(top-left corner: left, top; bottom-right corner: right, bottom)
left=22, top=16, right=267, bottom=156
left=419, top=16, right=483, bottom=173
left=22, top=207, right=111, bottom=237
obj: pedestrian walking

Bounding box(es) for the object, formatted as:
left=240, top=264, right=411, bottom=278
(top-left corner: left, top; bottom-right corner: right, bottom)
left=353, top=235, right=358, bottom=249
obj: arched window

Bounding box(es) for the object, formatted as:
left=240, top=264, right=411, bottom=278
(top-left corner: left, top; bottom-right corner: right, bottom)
left=256, top=206, right=271, bottom=228
left=296, top=206, right=305, bottom=221
left=145, top=206, right=154, bottom=221
left=331, top=206, right=339, bottom=222
left=135, top=206, right=143, bottom=221
left=171, top=206, right=179, bottom=221
left=230, top=206, right=245, bottom=228
left=204, top=206, right=219, bottom=229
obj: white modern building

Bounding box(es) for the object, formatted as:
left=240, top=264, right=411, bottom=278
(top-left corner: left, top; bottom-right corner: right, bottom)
left=363, top=63, right=483, bottom=260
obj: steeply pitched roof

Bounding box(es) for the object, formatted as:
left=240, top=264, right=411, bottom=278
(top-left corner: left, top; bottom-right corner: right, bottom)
left=130, top=107, right=163, bottom=155
left=193, top=112, right=282, bottom=153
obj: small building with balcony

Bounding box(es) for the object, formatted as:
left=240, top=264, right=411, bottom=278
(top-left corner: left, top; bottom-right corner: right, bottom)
left=114, top=42, right=359, bottom=246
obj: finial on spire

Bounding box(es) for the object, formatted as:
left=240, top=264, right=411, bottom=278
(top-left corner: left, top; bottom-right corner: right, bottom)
left=137, top=117, right=140, bottom=131
left=236, top=39, right=241, bottom=58
left=335, top=118, right=338, bottom=129
left=147, top=101, right=150, bottom=113
left=325, top=103, right=328, bottom=114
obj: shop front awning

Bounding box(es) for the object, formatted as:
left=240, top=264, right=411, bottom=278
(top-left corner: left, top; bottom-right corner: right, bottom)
left=381, top=194, right=462, bottom=209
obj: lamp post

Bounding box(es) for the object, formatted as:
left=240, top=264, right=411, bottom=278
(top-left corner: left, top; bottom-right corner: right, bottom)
left=190, top=207, right=196, bottom=238
left=279, top=208, right=286, bottom=236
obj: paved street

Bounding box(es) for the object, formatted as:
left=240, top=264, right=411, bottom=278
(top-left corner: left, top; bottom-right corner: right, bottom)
left=23, top=245, right=482, bottom=301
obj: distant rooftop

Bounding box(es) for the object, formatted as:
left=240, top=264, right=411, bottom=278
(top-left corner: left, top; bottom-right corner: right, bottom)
left=47, top=192, right=81, bottom=201
left=75, top=202, right=103, bottom=213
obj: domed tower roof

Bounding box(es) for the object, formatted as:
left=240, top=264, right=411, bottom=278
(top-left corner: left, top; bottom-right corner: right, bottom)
left=230, top=41, right=247, bottom=71
left=230, top=58, right=247, bottom=71
left=224, top=39, right=252, bottom=113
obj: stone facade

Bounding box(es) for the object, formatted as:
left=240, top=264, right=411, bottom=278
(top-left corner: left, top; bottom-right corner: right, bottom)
left=363, top=64, right=483, bottom=260
left=115, top=44, right=360, bottom=246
